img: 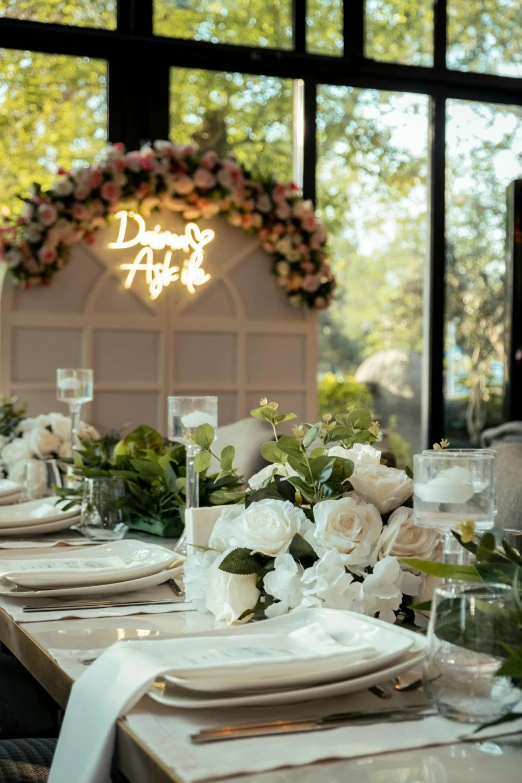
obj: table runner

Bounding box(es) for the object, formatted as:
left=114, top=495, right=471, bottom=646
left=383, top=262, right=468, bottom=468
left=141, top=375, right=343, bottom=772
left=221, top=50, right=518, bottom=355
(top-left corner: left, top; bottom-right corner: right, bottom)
left=47, top=632, right=522, bottom=783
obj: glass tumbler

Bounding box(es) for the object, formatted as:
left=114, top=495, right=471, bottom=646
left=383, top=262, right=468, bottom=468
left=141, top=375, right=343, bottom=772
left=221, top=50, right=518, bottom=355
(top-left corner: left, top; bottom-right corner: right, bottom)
left=80, top=477, right=129, bottom=541
left=424, top=582, right=521, bottom=723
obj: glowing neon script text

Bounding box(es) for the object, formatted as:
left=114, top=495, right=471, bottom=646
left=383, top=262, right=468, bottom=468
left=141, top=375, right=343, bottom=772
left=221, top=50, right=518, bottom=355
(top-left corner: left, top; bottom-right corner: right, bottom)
left=109, top=210, right=213, bottom=299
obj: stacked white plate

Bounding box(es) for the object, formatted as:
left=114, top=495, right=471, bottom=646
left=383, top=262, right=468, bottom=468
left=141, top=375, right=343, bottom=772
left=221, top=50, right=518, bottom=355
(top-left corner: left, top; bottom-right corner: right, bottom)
left=148, top=608, right=427, bottom=709
left=0, top=496, right=81, bottom=536
left=0, top=479, right=22, bottom=506
left=0, top=539, right=183, bottom=598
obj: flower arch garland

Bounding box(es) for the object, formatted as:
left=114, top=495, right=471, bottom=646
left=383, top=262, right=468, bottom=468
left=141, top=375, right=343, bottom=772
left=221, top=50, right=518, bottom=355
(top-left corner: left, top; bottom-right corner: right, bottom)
left=0, top=141, right=335, bottom=310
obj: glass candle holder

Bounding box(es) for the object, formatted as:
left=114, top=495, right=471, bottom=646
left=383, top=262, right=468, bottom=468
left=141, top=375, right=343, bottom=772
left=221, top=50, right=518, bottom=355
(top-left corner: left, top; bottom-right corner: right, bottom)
left=79, top=477, right=129, bottom=541
left=167, top=396, right=218, bottom=554
left=57, top=368, right=94, bottom=455
left=424, top=582, right=520, bottom=723
left=414, top=450, right=496, bottom=566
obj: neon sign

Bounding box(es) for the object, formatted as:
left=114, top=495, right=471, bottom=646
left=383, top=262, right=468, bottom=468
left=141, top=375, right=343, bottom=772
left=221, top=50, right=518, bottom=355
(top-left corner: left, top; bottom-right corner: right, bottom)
left=108, top=210, right=213, bottom=299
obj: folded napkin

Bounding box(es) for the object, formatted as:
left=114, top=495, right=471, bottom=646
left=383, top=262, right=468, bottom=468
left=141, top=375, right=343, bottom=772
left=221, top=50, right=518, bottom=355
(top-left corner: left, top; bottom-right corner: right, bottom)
left=47, top=619, right=522, bottom=783
left=0, top=584, right=193, bottom=622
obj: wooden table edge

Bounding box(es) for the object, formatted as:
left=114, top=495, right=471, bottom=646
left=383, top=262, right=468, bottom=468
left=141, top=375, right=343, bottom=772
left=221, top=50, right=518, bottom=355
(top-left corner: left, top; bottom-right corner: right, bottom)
left=0, top=607, right=181, bottom=783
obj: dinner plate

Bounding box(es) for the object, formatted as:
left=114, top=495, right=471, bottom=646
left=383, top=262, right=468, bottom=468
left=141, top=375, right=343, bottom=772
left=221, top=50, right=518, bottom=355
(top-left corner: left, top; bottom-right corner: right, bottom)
left=2, top=539, right=182, bottom=588
left=0, top=493, right=21, bottom=506
left=0, top=563, right=184, bottom=598
left=0, top=516, right=81, bottom=537
left=148, top=610, right=426, bottom=709
left=165, top=615, right=413, bottom=693
left=0, top=497, right=80, bottom=529
left=0, top=480, right=21, bottom=498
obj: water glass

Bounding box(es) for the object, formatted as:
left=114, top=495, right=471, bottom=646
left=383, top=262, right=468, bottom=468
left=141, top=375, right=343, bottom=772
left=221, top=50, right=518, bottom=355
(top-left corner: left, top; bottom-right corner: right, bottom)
left=80, top=477, right=129, bottom=541
left=21, top=459, right=62, bottom=502
left=424, top=582, right=521, bottom=723
left=167, top=396, right=218, bottom=446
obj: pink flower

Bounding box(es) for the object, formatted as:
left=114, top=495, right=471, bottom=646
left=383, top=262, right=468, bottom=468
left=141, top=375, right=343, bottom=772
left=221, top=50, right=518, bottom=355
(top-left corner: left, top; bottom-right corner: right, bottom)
left=200, top=151, right=219, bottom=170
left=74, top=185, right=91, bottom=201
left=73, top=203, right=90, bottom=221
left=38, top=244, right=57, bottom=265
left=200, top=202, right=221, bottom=219
left=301, top=261, right=316, bottom=273
left=24, top=258, right=39, bottom=274
left=139, top=156, right=155, bottom=172
left=217, top=169, right=234, bottom=189
left=229, top=211, right=243, bottom=227
left=113, top=142, right=126, bottom=152
left=262, top=241, right=275, bottom=253
left=100, top=181, right=121, bottom=204
left=88, top=170, right=103, bottom=189
left=84, top=232, right=95, bottom=245
left=272, top=184, right=286, bottom=203
left=90, top=199, right=105, bottom=217
left=320, top=263, right=332, bottom=279
left=174, top=176, right=195, bottom=195
left=275, top=201, right=291, bottom=220
left=243, top=199, right=255, bottom=212
left=314, top=296, right=328, bottom=310
left=193, top=168, right=217, bottom=190
left=242, top=213, right=255, bottom=229
left=37, top=203, right=58, bottom=227
left=301, top=274, right=321, bottom=292
left=303, top=214, right=316, bottom=232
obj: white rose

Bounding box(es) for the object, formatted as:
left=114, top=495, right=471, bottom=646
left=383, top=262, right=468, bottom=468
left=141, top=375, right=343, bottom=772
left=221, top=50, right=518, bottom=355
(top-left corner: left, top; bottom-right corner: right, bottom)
left=362, top=555, right=417, bottom=624
left=248, top=462, right=298, bottom=490
left=59, top=440, right=72, bottom=459
left=24, top=428, right=61, bottom=458
left=52, top=177, right=74, bottom=197
left=205, top=549, right=260, bottom=624
left=229, top=499, right=306, bottom=557
left=300, top=549, right=365, bottom=612
left=263, top=554, right=304, bottom=618
left=17, top=417, right=43, bottom=434
left=329, top=443, right=381, bottom=467
left=184, top=549, right=221, bottom=613
left=208, top=505, right=245, bottom=553
left=371, top=506, right=440, bottom=565
left=350, top=465, right=413, bottom=515
left=47, top=412, right=71, bottom=442
left=1, top=438, right=33, bottom=466
left=79, top=422, right=100, bottom=440
left=313, top=497, right=382, bottom=568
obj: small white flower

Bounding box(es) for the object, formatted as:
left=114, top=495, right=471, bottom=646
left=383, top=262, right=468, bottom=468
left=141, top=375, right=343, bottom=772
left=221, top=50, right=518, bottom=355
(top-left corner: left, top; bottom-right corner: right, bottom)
left=24, top=428, right=61, bottom=458
left=52, top=178, right=74, bottom=197
left=184, top=549, right=221, bottom=614
left=350, top=465, right=413, bottom=515
left=25, top=222, right=43, bottom=243
left=275, top=260, right=290, bottom=277
left=248, top=462, right=298, bottom=490
left=205, top=548, right=260, bottom=624
left=263, top=554, right=304, bottom=617
left=371, top=506, right=440, bottom=565
left=79, top=422, right=100, bottom=441
left=300, top=549, right=365, bottom=612
left=362, top=556, right=420, bottom=624
left=46, top=412, right=71, bottom=442
left=1, top=438, right=33, bottom=466
left=329, top=443, right=382, bottom=467
left=3, top=247, right=23, bottom=268
left=229, top=499, right=306, bottom=557
left=208, top=505, right=245, bottom=553
left=313, top=497, right=382, bottom=568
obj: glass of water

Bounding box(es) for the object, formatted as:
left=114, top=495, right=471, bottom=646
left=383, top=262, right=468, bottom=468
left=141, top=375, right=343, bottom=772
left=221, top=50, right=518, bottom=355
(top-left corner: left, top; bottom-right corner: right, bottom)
left=80, top=477, right=129, bottom=541
left=57, top=369, right=94, bottom=455
left=424, top=582, right=521, bottom=723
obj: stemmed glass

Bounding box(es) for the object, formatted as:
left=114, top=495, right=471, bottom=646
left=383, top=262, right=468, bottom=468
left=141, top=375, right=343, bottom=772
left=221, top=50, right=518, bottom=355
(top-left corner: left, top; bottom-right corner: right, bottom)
left=168, top=396, right=218, bottom=553
left=56, top=369, right=94, bottom=456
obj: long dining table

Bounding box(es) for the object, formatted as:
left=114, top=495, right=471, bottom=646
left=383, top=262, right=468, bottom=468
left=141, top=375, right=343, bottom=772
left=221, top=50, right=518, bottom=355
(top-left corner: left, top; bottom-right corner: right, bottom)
left=0, top=533, right=521, bottom=783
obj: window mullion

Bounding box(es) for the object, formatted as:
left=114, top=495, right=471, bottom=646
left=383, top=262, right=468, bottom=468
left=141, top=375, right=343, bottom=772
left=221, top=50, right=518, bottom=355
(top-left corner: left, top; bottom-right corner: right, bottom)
left=433, top=0, right=448, bottom=70
left=302, top=79, right=317, bottom=204
left=343, top=0, right=364, bottom=58
left=292, top=0, right=307, bottom=53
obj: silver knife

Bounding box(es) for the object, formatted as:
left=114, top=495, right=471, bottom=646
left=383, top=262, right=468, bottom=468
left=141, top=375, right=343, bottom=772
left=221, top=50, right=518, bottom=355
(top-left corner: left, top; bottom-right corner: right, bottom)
left=23, top=598, right=186, bottom=612
left=191, top=705, right=435, bottom=743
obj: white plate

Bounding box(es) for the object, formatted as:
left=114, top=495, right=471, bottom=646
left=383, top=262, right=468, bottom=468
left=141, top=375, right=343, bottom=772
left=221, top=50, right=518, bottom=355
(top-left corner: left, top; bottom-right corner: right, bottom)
left=149, top=610, right=426, bottom=709
left=0, top=480, right=21, bottom=498
left=0, top=516, right=81, bottom=537
left=166, top=616, right=413, bottom=693
left=0, top=497, right=80, bottom=528
left=0, top=563, right=184, bottom=598
left=0, top=493, right=21, bottom=506
left=2, top=539, right=182, bottom=588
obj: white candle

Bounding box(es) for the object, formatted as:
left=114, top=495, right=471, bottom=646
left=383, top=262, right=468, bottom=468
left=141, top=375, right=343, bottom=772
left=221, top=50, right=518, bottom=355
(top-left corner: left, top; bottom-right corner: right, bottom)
left=181, top=411, right=215, bottom=428
left=415, top=467, right=475, bottom=504
left=58, top=377, right=82, bottom=391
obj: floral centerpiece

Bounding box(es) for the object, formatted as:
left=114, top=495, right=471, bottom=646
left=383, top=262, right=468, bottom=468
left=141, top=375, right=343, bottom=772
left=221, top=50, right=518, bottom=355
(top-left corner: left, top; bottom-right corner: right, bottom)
left=183, top=401, right=440, bottom=625
left=0, top=140, right=335, bottom=311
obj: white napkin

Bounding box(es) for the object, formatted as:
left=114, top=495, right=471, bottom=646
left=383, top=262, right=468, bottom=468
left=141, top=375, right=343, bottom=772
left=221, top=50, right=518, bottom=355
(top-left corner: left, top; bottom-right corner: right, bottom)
left=48, top=630, right=522, bottom=783
left=0, top=585, right=193, bottom=622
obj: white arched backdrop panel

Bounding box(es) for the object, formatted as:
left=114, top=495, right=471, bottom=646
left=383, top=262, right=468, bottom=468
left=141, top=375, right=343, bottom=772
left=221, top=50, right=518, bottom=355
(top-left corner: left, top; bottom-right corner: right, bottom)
left=0, top=211, right=318, bottom=433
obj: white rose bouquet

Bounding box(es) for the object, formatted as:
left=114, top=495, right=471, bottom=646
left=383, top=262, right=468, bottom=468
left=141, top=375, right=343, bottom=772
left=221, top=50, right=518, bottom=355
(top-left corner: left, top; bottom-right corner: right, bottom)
left=183, top=401, right=440, bottom=625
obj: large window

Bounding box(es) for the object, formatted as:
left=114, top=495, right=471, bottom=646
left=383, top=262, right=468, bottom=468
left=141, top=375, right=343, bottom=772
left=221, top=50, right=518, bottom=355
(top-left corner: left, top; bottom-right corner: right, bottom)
left=2, top=1, right=522, bottom=450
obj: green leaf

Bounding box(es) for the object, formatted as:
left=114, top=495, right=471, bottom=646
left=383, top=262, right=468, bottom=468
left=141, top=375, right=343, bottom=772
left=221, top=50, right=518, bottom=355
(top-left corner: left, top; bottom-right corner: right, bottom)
left=302, top=421, right=321, bottom=449
left=274, top=475, right=297, bottom=503
left=274, top=413, right=297, bottom=423
left=286, top=475, right=317, bottom=503
left=286, top=454, right=308, bottom=478
left=261, top=441, right=286, bottom=464
left=289, top=532, right=318, bottom=562
left=475, top=532, right=496, bottom=561
left=474, top=712, right=522, bottom=734
left=163, top=462, right=179, bottom=493
left=327, top=426, right=355, bottom=443
left=194, top=450, right=212, bottom=473
left=346, top=408, right=372, bottom=430
left=218, top=547, right=265, bottom=575
left=220, top=444, right=235, bottom=472
left=410, top=600, right=433, bottom=611
left=276, top=435, right=303, bottom=458
left=404, top=465, right=413, bottom=479
left=246, top=483, right=284, bottom=505
left=129, top=459, right=163, bottom=476
left=400, top=559, right=481, bottom=580
left=309, top=455, right=335, bottom=483
left=250, top=405, right=277, bottom=422
left=309, top=446, right=325, bottom=459
left=194, top=423, right=215, bottom=449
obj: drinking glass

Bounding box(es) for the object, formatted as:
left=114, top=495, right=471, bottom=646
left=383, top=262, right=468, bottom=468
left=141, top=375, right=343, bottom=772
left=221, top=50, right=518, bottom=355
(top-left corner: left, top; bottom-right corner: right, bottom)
left=167, top=396, right=218, bottom=554
left=414, top=451, right=496, bottom=565
left=424, top=582, right=521, bottom=723
left=21, top=459, right=62, bottom=502
left=56, top=369, right=94, bottom=455
left=79, top=477, right=129, bottom=541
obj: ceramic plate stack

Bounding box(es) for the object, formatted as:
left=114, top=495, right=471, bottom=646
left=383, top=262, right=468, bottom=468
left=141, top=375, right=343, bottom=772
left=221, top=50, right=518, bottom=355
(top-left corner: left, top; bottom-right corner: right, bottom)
left=0, top=479, right=22, bottom=506
left=148, top=608, right=427, bottom=709
left=0, top=496, right=81, bottom=536
left=0, top=539, right=184, bottom=598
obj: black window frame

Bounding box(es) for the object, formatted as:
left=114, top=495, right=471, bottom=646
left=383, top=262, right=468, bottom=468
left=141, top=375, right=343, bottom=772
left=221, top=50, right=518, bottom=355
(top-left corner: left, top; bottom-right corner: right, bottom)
left=1, top=0, right=521, bottom=444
